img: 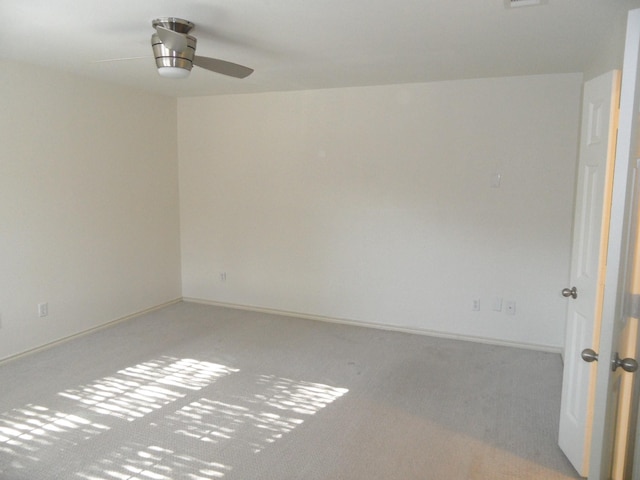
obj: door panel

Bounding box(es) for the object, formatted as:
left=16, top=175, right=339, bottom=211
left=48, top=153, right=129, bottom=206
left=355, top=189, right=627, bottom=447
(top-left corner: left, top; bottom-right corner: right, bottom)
left=559, top=70, right=621, bottom=476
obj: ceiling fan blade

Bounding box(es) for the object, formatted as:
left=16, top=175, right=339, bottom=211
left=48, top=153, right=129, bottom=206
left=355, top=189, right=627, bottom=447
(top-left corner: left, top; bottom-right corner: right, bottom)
left=92, top=56, right=151, bottom=64
left=155, top=26, right=188, bottom=52
left=193, top=55, right=254, bottom=78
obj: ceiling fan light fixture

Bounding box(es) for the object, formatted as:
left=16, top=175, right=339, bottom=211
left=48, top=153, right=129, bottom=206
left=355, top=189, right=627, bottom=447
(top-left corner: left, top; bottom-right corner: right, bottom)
left=157, top=66, right=191, bottom=79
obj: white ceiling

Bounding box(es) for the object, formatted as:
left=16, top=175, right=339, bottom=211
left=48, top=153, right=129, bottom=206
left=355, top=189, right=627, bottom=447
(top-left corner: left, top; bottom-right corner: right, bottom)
left=2, top=0, right=639, bottom=97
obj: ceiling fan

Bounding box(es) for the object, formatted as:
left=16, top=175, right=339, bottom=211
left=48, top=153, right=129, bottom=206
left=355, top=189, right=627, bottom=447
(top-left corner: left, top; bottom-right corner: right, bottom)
left=151, top=17, right=254, bottom=79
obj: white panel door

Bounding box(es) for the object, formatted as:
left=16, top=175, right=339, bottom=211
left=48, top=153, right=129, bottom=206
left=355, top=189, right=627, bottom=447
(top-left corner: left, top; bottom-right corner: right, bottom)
left=558, top=70, right=620, bottom=476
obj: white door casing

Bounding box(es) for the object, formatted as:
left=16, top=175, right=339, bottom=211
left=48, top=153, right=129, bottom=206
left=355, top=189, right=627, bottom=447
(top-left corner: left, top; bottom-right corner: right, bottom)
left=559, top=70, right=621, bottom=477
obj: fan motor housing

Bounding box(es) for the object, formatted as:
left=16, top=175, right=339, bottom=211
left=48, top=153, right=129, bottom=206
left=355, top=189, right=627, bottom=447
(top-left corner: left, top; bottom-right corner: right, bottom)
left=151, top=33, right=197, bottom=72
left=151, top=17, right=197, bottom=77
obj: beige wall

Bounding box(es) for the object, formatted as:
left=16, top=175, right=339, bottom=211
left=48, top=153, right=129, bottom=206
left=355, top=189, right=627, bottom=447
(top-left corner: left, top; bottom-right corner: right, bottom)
left=0, top=62, right=585, bottom=356
left=178, top=73, right=583, bottom=350
left=0, top=61, right=182, bottom=360
left=584, top=8, right=635, bottom=80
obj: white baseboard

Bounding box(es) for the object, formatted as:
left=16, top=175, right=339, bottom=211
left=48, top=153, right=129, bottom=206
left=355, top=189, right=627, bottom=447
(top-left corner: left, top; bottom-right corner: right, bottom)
left=1, top=297, right=561, bottom=365
left=183, top=297, right=563, bottom=354
left=0, top=298, right=183, bottom=365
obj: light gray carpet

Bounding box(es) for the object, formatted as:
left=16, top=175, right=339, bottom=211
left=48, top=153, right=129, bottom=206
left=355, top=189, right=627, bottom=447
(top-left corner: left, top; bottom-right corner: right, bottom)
left=0, top=301, right=580, bottom=479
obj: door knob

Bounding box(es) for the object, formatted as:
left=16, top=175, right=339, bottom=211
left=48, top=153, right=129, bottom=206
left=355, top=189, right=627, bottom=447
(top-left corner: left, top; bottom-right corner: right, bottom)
left=612, top=353, right=639, bottom=373
left=581, top=348, right=599, bottom=363
left=562, top=286, right=578, bottom=299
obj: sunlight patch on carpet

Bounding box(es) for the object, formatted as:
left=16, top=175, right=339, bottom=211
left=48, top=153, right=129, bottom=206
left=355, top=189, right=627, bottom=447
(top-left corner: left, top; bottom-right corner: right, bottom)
left=0, top=355, right=349, bottom=479
left=58, top=357, right=238, bottom=421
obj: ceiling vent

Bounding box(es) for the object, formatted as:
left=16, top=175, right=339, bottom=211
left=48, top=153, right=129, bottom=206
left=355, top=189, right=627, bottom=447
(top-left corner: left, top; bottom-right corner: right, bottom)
left=504, top=0, right=548, bottom=8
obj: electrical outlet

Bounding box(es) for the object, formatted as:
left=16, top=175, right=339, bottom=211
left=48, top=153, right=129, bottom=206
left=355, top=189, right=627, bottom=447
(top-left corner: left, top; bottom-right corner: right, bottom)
left=472, top=298, right=481, bottom=311
left=220, top=272, right=227, bottom=282
left=38, top=302, right=48, bottom=317
left=506, top=301, right=516, bottom=315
